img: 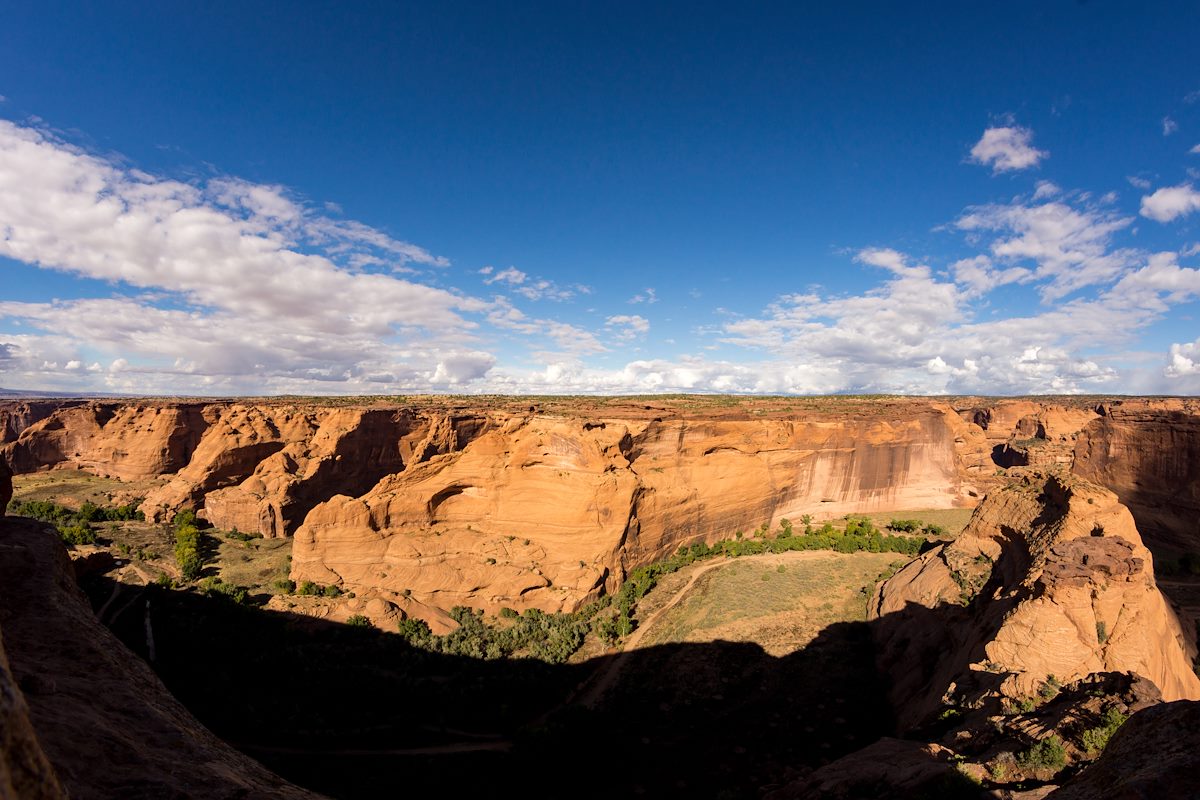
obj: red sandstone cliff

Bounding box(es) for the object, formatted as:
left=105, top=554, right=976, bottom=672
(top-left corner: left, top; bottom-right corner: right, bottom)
left=870, top=472, right=1200, bottom=731
left=4, top=397, right=1199, bottom=623
left=1073, top=399, right=1200, bottom=554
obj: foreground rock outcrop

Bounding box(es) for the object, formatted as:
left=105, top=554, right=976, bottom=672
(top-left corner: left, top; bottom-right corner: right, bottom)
left=870, top=472, right=1200, bottom=731
left=1046, top=699, right=1200, bottom=800
left=0, top=517, right=323, bottom=799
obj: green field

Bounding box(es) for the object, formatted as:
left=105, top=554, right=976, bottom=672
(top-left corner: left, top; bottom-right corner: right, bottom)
left=638, top=550, right=905, bottom=656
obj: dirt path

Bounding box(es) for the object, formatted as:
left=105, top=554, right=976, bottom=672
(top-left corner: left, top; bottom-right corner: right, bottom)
left=574, top=550, right=840, bottom=709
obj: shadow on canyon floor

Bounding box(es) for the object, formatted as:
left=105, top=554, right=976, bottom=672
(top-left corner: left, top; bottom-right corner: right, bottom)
left=82, top=570, right=937, bottom=799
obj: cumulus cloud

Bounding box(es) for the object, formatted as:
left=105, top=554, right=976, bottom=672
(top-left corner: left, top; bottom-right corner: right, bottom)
left=1163, top=117, right=1180, bottom=136
left=956, top=197, right=1135, bottom=300
left=969, top=126, right=1047, bottom=173
left=1140, top=184, right=1200, bottom=222
left=1166, top=340, right=1200, bottom=377
left=0, top=119, right=505, bottom=393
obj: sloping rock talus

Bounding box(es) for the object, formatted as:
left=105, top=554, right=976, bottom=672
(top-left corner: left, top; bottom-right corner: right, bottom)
left=870, top=472, right=1200, bottom=731
left=0, top=517, right=323, bottom=799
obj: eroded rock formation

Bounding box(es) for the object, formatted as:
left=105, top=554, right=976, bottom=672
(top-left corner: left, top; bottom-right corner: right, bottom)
left=4, top=396, right=1199, bottom=623
left=870, top=472, right=1200, bottom=731
left=292, top=409, right=973, bottom=614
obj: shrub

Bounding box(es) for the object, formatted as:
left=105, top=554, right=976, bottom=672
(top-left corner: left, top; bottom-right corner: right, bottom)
left=1018, top=734, right=1066, bottom=772
left=297, top=580, right=319, bottom=596
left=888, top=519, right=923, bottom=532
left=1079, top=707, right=1128, bottom=756
left=174, top=523, right=203, bottom=581
left=1038, top=674, right=1062, bottom=701
left=274, top=578, right=296, bottom=594
left=396, top=617, right=432, bottom=643
left=346, top=614, right=372, bottom=627
left=58, top=521, right=97, bottom=545
left=322, top=584, right=343, bottom=598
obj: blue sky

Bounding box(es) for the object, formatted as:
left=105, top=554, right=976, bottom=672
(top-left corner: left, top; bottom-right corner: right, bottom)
left=2, top=1, right=1199, bottom=395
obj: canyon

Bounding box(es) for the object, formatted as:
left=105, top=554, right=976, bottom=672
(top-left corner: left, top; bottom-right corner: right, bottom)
left=2, top=394, right=1200, bottom=798
left=3, top=395, right=1198, bottom=627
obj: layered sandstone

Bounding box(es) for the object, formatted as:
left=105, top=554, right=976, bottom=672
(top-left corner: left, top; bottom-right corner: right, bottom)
left=3, top=402, right=207, bottom=481
left=5, top=396, right=1199, bottom=623
left=1073, top=399, right=1200, bottom=554
left=870, top=472, right=1200, bottom=731
left=0, top=517, right=323, bottom=799
left=292, top=409, right=971, bottom=614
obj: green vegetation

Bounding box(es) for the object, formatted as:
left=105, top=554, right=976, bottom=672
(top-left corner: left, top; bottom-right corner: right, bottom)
left=223, top=527, right=260, bottom=542
left=296, top=580, right=343, bottom=597
left=1017, top=734, right=1066, bottom=773
left=399, top=604, right=598, bottom=663
left=198, top=577, right=250, bottom=604
left=1037, top=674, right=1062, bottom=702
left=172, top=510, right=205, bottom=581
left=8, top=497, right=143, bottom=546
left=346, top=614, right=372, bottom=627
left=1079, top=707, right=1128, bottom=756
left=396, top=517, right=926, bottom=664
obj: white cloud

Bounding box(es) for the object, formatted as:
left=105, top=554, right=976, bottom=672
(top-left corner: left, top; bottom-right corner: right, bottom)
left=0, top=119, right=501, bottom=393
left=481, top=266, right=578, bottom=301
left=605, top=314, right=650, bottom=341
left=1139, top=184, right=1200, bottom=222
left=1128, top=175, right=1152, bottom=190
left=956, top=198, right=1135, bottom=300
left=483, top=266, right=527, bottom=285
left=1190, top=144, right=1200, bottom=155
left=1033, top=180, right=1061, bottom=200
left=1163, top=116, right=1180, bottom=136
left=950, top=255, right=1031, bottom=296
left=1166, top=340, right=1200, bottom=377
left=628, top=288, right=658, bottom=304
left=969, top=126, right=1047, bottom=173
left=856, top=247, right=931, bottom=278
left=516, top=280, right=576, bottom=302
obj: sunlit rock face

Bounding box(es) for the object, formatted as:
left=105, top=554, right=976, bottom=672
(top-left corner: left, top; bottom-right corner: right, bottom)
left=4, top=396, right=1198, bottom=624
left=870, top=472, right=1200, bottom=732
left=290, top=407, right=976, bottom=615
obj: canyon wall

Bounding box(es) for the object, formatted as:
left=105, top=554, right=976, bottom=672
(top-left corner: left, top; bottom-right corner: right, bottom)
left=3, top=396, right=1198, bottom=620
left=292, top=409, right=974, bottom=614
left=1073, top=400, right=1200, bottom=554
